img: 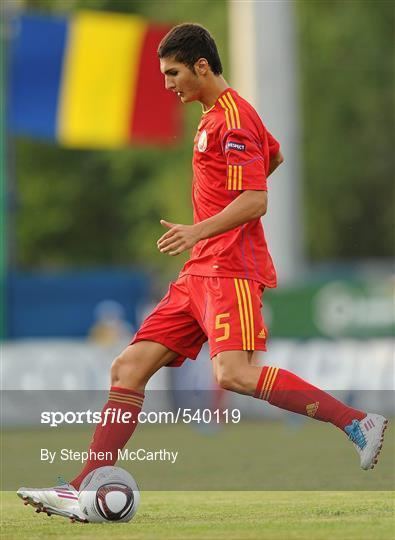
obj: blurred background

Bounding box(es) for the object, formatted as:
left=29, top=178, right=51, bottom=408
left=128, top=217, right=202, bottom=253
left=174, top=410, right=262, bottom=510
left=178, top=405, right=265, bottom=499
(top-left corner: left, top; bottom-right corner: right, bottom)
left=1, top=0, right=394, bottom=411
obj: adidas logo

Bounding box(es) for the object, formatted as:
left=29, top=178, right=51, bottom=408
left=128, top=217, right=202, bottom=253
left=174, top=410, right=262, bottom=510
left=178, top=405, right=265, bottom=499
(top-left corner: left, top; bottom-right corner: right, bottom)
left=306, top=402, right=319, bottom=417
left=258, top=328, right=266, bottom=339
left=363, top=418, right=375, bottom=431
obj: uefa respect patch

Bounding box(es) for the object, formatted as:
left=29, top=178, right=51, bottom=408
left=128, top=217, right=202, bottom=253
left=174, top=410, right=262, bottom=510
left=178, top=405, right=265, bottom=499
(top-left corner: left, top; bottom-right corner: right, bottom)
left=226, top=141, right=246, bottom=152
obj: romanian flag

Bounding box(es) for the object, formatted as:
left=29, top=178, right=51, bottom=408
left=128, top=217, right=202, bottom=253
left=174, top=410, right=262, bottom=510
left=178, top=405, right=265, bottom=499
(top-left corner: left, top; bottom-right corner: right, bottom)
left=8, top=12, right=181, bottom=148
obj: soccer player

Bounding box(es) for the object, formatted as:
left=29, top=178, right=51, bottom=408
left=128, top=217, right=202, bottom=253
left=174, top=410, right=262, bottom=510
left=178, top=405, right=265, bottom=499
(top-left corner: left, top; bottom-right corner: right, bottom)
left=18, top=23, right=388, bottom=522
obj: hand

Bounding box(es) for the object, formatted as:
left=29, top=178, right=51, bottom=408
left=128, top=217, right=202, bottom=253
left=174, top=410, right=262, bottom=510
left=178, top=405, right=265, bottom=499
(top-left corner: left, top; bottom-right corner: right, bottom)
left=157, top=220, right=201, bottom=256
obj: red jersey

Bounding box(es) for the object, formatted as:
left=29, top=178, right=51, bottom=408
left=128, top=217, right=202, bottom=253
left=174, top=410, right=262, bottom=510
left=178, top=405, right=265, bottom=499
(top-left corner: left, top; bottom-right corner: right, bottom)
left=179, top=87, right=280, bottom=287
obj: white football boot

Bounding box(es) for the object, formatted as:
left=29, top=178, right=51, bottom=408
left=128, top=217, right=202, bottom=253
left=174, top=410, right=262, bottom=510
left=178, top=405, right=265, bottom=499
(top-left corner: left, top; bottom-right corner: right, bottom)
left=17, top=478, right=88, bottom=523
left=345, top=413, right=388, bottom=470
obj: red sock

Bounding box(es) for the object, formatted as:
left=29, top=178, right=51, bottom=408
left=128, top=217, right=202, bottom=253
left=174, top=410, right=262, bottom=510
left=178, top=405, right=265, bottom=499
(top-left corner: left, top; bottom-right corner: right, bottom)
left=70, top=386, right=144, bottom=490
left=254, top=366, right=366, bottom=430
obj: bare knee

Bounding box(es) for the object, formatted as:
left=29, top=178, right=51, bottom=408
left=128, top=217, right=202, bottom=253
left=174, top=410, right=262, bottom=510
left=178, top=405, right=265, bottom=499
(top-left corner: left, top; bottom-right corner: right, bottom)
left=111, top=350, right=143, bottom=390
left=216, top=370, right=236, bottom=391
left=110, top=347, right=152, bottom=391
left=110, top=341, right=177, bottom=392
left=214, top=360, right=241, bottom=392
left=213, top=351, right=255, bottom=394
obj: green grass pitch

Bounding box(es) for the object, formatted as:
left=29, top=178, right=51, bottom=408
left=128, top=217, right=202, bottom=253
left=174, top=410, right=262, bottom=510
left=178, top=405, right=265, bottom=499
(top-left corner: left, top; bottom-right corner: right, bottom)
left=2, top=490, right=394, bottom=539
left=2, top=420, right=394, bottom=538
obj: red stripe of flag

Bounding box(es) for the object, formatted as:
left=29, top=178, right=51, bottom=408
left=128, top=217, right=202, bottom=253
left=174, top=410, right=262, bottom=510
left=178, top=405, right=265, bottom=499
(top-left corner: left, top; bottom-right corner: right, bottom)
left=129, top=25, right=182, bottom=144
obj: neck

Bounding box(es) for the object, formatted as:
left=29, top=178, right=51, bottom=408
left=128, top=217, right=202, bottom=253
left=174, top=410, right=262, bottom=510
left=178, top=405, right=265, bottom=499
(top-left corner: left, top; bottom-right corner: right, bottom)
left=200, top=76, right=229, bottom=112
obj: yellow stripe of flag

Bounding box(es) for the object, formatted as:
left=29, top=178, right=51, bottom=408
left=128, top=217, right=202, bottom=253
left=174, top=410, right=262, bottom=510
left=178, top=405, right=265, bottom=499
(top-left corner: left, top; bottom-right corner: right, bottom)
left=222, top=94, right=236, bottom=128
left=226, top=92, right=241, bottom=128
left=234, top=279, right=246, bottom=350
left=58, top=11, right=147, bottom=148
left=243, top=280, right=255, bottom=350
left=238, top=279, right=251, bottom=350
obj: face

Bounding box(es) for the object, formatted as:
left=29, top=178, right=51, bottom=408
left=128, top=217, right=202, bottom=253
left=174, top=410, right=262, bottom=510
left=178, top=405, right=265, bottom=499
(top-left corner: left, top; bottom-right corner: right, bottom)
left=160, top=56, right=207, bottom=103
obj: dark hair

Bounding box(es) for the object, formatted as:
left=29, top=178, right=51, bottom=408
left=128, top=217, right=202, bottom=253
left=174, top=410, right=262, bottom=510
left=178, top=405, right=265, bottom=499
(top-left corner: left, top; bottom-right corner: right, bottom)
left=157, top=23, right=223, bottom=75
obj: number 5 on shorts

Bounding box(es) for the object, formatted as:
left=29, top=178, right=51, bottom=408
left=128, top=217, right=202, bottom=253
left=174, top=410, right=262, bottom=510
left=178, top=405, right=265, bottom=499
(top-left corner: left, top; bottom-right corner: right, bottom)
left=215, top=313, right=230, bottom=342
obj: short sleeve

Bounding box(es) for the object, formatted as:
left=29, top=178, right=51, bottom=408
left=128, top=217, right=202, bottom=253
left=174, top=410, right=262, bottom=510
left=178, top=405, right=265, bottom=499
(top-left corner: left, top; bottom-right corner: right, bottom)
left=222, top=129, right=267, bottom=191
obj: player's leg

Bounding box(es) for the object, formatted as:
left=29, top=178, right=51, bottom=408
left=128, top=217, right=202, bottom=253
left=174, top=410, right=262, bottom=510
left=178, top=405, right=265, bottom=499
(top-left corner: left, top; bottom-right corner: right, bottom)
left=69, top=341, right=178, bottom=490
left=211, top=349, right=257, bottom=395
left=111, top=339, right=178, bottom=391
left=18, top=276, right=207, bottom=520
left=213, top=348, right=367, bottom=430
left=206, top=277, right=388, bottom=470
left=17, top=340, right=176, bottom=521
left=71, top=276, right=207, bottom=489
left=212, top=349, right=388, bottom=469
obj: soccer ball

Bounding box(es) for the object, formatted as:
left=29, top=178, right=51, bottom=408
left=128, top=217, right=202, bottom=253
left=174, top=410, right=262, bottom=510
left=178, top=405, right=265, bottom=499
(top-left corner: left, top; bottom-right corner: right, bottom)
left=78, top=466, right=140, bottom=523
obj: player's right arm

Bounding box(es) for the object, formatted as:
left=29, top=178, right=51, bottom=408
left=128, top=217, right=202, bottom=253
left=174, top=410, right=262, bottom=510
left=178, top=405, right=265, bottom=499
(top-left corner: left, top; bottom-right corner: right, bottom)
left=157, top=189, right=267, bottom=256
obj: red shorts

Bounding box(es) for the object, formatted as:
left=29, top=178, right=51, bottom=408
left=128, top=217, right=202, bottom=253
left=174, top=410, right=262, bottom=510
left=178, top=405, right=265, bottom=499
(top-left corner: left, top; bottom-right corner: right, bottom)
left=131, top=275, right=268, bottom=366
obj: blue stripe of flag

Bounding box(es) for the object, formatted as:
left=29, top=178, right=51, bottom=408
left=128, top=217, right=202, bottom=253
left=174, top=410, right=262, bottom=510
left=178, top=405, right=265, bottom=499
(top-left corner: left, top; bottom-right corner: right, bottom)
left=8, top=14, right=68, bottom=140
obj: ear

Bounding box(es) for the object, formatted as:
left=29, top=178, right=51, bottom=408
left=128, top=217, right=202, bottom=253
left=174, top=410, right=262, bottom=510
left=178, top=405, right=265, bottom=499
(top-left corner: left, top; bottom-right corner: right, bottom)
left=195, top=58, right=209, bottom=75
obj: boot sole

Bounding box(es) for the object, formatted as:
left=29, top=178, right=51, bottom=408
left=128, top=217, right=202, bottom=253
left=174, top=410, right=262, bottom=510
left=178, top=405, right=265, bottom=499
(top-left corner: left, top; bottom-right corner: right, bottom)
left=17, top=492, right=88, bottom=523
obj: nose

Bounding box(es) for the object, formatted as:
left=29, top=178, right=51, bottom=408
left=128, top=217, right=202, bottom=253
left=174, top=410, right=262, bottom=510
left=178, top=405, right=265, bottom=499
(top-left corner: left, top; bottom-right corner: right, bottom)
left=165, top=76, right=175, bottom=91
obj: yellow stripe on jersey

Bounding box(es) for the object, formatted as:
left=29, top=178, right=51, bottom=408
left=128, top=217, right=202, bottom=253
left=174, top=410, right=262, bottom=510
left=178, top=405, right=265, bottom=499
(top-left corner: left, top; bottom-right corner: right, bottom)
left=228, top=165, right=233, bottom=190
left=238, top=165, right=242, bottom=190
left=238, top=279, right=251, bottom=350
left=222, top=92, right=243, bottom=189
left=243, top=279, right=255, bottom=350
left=226, top=164, right=238, bottom=190
left=234, top=279, right=247, bottom=350
left=226, top=165, right=242, bottom=191
left=222, top=93, right=236, bottom=128
left=226, top=92, right=241, bottom=129
left=218, top=97, right=231, bottom=129
left=232, top=165, right=237, bottom=190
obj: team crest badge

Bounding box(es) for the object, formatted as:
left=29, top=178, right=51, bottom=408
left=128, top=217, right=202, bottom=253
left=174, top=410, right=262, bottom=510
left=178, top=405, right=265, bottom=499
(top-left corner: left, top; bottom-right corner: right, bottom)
left=306, top=402, right=320, bottom=417
left=198, top=130, right=208, bottom=152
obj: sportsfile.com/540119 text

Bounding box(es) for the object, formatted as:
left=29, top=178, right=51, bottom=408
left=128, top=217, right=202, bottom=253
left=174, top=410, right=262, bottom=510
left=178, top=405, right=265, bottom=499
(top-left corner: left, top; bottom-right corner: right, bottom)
left=40, top=408, right=241, bottom=427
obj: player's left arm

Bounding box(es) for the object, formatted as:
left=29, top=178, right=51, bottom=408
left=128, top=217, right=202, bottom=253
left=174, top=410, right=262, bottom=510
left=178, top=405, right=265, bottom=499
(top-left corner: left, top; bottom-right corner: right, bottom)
left=157, top=189, right=267, bottom=256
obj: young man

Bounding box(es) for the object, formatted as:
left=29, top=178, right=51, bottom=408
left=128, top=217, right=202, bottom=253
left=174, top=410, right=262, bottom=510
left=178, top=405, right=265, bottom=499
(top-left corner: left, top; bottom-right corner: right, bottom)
left=18, top=23, right=388, bottom=522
